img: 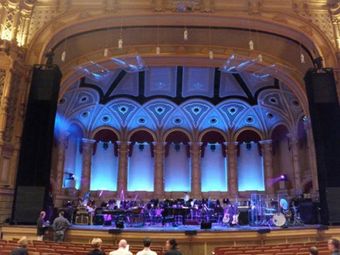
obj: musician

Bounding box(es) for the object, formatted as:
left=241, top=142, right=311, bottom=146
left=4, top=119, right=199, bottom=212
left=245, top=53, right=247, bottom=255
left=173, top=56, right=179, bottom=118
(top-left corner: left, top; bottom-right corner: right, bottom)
left=183, top=192, right=190, bottom=203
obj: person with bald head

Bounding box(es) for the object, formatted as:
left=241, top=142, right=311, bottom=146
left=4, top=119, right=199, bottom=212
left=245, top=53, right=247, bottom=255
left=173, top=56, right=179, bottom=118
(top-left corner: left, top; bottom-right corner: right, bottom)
left=109, top=239, right=132, bottom=255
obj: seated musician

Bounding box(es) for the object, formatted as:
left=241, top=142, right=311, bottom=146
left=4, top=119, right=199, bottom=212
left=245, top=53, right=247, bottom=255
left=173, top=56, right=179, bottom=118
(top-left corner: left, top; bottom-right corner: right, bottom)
left=87, top=199, right=96, bottom=225
left=222, top=200, right=238, bottom=226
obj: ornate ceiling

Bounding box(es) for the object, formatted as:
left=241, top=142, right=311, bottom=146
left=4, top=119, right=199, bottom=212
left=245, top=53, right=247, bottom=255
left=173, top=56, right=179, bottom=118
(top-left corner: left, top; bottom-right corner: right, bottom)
left=58, top=66, right=304, bottom=139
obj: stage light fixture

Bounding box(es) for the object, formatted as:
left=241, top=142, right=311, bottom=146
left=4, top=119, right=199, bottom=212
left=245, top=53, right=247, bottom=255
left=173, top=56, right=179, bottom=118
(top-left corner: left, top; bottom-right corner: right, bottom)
left=209, top=50, right=214, bottom=60
left=280, top=174, right=288, bottom=181
left=184, top=28, right=188, bottom=40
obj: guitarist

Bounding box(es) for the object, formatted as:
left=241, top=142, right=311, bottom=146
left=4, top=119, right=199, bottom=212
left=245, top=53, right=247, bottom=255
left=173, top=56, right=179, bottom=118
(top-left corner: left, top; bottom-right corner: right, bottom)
left=222, top=201, right=232, bottom=226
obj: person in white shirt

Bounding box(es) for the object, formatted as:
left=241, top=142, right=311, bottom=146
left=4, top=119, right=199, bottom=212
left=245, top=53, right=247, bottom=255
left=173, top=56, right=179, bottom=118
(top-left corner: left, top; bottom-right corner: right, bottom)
left=136, top=238, right=157, bottom=255
left=109, top=239, right=132, bottom=255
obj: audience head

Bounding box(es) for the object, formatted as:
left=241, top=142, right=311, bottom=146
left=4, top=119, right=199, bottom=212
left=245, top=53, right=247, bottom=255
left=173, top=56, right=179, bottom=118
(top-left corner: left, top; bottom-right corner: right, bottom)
left=59, top=211, right=64, bottom=217
left=91, top=238, right=103, bottom=249
left=328, top=238, right=340, bottom=251
left=40, top=211, right=46, bottom=218
left=118, top=239, right=128, bottom=249
left=18, top=236, right=28, bottom=248
left=143, top=238, right=152, bottom=248
left=309, top=246, right=318, bottom=255
left=165, top=239, right=178, bottom=250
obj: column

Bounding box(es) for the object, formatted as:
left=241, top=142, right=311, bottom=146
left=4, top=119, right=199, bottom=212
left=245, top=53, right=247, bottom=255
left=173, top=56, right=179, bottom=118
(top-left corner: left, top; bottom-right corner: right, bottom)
left=226, top=142, right=238, bottom=196
left=117, top=141, right=129, bottom=195
left=153, top=141, right=164, bottom=197
left=80, top=138, right=95, bottom=195
left=259, top=140, right=274, bottom=196
left=190, top=142, right=201, bottom=198
left=287, top=134, right=302, bottom=195
left=55, top=133, right=69, bottom=193
left=304, top=119, right=319, bottom=194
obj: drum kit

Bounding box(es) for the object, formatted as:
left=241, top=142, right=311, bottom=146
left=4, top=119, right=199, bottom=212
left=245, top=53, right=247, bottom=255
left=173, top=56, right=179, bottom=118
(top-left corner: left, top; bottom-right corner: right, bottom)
left=250, top=194, right=304, bottom=227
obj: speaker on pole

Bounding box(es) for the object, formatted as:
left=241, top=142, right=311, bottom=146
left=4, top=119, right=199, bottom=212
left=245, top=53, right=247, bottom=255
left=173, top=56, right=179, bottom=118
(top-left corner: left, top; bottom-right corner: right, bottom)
left=12, top=64, right=62, bottom=224
left=304, top=67, right=340, bottom=225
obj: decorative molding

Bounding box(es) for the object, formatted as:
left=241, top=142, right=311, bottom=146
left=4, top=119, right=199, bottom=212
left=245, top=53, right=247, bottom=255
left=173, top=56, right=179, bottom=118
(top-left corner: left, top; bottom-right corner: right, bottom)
left=248, top=0, right=262, bottom=15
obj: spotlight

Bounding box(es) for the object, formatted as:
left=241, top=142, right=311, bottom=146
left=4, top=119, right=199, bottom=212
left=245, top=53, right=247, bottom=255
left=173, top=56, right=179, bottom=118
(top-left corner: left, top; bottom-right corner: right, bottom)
left=118, top=38, right=123, bottom=49
left=280, top=174, right=287, bottom=181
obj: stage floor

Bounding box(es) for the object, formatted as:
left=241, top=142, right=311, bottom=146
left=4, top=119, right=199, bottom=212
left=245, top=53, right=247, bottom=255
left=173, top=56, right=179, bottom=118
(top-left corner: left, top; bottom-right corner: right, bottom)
left=71, top=222, right=317, bottom=232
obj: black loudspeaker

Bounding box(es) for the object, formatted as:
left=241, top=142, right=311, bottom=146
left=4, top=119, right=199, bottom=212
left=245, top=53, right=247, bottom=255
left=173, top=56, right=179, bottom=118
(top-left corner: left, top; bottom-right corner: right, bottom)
left=326, top=188, right=340, bottom=224
left=12, top=65, right=62, bottom=224
left=304, top=68, right=340, bottom=225
left=257, top=229, right=271, bottom=234
left=115, top=220, right=124, bottom=229
left=238, top=209, right=249, bottom=225
left=108, top=229, right=122, bottom=234
left=93, top=215, right=104, bottom=225
left=299, top=200, right=317, bottom=224
left=200, top=221, right=212, bottom=229
left=185, top=230, right=197, bottom=236
left=12, top=186, right=45, bottom=224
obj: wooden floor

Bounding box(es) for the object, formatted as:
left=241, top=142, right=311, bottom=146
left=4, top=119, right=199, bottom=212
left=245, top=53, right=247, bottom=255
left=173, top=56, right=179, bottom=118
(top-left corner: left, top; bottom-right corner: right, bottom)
left=1, top=224, right=340, bottom=255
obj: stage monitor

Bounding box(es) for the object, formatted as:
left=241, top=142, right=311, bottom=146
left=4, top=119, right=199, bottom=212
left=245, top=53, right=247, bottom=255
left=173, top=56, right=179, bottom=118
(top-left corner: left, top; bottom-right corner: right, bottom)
left=200, top=221, right=212, bottom=229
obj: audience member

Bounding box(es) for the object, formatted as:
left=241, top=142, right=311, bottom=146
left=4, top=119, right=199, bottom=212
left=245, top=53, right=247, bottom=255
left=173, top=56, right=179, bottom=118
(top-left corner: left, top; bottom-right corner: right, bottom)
left=52, top=211, right=71, bottom=242
left=10, top=236, right=28, bottom=255
left=164, top=239, right=182, bottom=255
left=109, top=239, right=132, bottom=255
left=136, top=238, right=157, bottom=255
left=36, top=210, right=49, bottom=241
left=88, top=238, right=106, bottom=255
left=309, top=246, right=318, bottom=255
left=328, top=238, right=340, bottom=255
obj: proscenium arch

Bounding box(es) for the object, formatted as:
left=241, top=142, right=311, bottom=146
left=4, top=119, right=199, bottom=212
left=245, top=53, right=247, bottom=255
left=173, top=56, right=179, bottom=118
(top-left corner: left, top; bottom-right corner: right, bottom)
left=27, top=13, right=336, bottom=67
left=39, top=13, right=328, bottom=121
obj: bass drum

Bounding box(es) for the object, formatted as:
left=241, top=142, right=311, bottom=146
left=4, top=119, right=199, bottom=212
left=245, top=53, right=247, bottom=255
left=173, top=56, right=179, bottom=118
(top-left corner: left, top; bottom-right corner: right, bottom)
left=272, top=213, right=286, bottom=227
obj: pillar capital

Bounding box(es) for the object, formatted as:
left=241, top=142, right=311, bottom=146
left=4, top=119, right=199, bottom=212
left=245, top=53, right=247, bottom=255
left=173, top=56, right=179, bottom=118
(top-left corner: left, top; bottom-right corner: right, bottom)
left=81, top=138, right=96, bottom=144
left=259, top=139, right=272, bottom=145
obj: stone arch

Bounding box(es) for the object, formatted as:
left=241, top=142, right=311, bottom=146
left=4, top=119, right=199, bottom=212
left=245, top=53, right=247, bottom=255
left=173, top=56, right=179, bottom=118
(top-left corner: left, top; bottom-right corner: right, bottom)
left=164, top=129, right=192, bottom=143
left=199, top=128, right=228, bottom=142
left=127, top=128, right=156, bottom=143
left=234, top=127, right=263, bottom=142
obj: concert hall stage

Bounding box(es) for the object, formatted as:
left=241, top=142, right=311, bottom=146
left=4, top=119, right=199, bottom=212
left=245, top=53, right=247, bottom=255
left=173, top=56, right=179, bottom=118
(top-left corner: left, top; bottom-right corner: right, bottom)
left=2, top=224, right=340, bottom=255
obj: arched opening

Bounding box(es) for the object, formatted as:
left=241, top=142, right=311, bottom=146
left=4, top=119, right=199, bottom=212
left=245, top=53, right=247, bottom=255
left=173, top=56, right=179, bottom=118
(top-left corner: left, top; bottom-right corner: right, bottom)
left=236, top=130, right=264, bottom=192
left=128, top=130, right=155, bottom=192
left=164, top=131, right=191, bottom=192
left=63, top=124, right=83, bottom=190
left=201, top=131, right=227, bottom=192
left=91, top=129, right=119, bottom=191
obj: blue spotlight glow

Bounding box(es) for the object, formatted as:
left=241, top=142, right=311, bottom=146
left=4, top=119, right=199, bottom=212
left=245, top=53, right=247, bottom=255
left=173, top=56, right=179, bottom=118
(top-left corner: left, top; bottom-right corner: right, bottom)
left=127, top=143, right=154, bottom=191
left=164, top=143, right=191, bottom=192
left=201, top=144, right=228, bottom=192
left=237, top=142, right=265, bottom=191
left=90, top=142, right=118, bottom=191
